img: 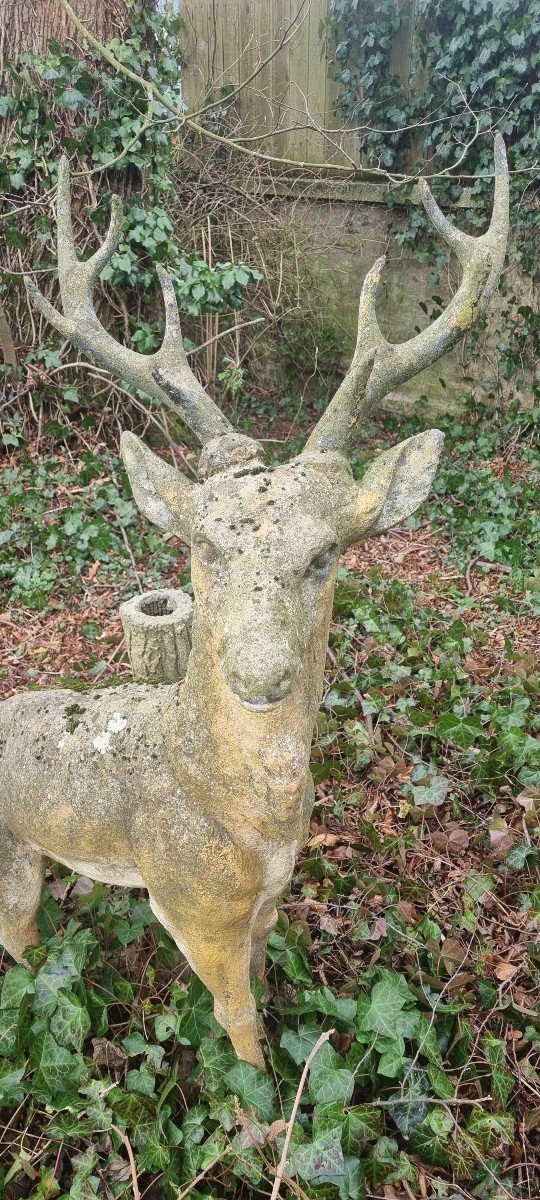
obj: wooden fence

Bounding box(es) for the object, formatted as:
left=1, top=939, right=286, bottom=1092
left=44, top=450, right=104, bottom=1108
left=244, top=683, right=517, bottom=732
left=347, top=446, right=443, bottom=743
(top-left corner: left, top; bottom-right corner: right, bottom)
left=181, top=0, right=372, bottom=168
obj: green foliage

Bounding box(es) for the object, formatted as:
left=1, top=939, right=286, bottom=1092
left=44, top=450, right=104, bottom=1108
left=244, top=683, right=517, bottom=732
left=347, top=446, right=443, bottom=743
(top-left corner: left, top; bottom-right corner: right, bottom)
left=0, top=3, right=183, bottom=196
left=0, top=444, right=177, bottom=611
left=0, top=1, right=262, bottom=368
left=328, top=0, right=539, bottom=263
left=0, top=402, right=537, bottom=1196
left=0, top=911, right=523, bottom=1198
left=327, top=0, right=539, bottom=396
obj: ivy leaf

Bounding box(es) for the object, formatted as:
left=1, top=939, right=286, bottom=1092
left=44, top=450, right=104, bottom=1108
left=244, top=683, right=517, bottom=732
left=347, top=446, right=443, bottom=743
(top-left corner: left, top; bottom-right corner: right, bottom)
left=112, top=1092, right=157, bottom=1141
left=196, top=1037, right=237, bottom=1090
left=341, top=1154, right=365, bottom=1199
left=225, top=1061, right=276, bottom=1121
left=184, top=1129, right=228, bottom=1177
left=427, top=1064, right=456, bottom=1100
left=29, top=1030, right=87, bottom=1108
left=176, top=976, right=221, bottom=1047
left=50, top=990, right=91, bottom=1052
left=316, top=1104, right=384, bottom=1152
left=436, top=712, right=485, bottom=749
left=467, top=1110, right=515, bottom=1149
left=154, top=1011, right=183, bottom=1043
left=1, top=965, right=35, bottom=1009
left=138, top=1121, right=172, bottom=1172
left=492, top=1066, right=515, bottom=1107
left=387, top=1068, right=430, bottom=1133
left=357, top=971, right=420, bottom=1042
left=368, top=1135, right=417, bottom=1185
left=267, top=931, right=312, bottom=985
left=408, top=1110, right=453, bottom=1167
left=182, top=1102, right=209, bottom=1148
left=122, top=1031, right=165, bottom=1070
left=0, top=1063, right=26, bottom=1107
left=308, top=1043, right=355, bottom=1105
left=126, top=1062, right=156, bottom=1097
left=377, top=1042, right=408, bottom=1078
left=406, top=773, right=450, bottom=807
left=301, top=987, right=357, bottom=1026
left=288, top=1131, right=345, bottom=1183
left=86, top=990, right=108, bottom=1037
left=348, top=1105, right=384, bottom=1151
left=33, top=962, right=74, bottom=1020
left=280, top=1024, right=322, bottom=1065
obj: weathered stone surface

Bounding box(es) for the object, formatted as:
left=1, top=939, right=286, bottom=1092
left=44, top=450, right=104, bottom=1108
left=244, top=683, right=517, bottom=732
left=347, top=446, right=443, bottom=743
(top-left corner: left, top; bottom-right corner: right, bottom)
left=120, top=588, right=193, bottom=684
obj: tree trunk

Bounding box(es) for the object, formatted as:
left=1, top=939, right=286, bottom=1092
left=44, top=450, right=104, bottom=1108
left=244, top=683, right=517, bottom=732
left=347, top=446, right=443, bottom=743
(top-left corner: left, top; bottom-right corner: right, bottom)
left=0, top=0, right=130, bottom=85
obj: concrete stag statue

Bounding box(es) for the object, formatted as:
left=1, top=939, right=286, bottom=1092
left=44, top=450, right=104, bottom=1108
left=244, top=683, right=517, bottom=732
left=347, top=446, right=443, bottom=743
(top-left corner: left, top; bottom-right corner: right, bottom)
left=0, top=138, right=508, bottom=1068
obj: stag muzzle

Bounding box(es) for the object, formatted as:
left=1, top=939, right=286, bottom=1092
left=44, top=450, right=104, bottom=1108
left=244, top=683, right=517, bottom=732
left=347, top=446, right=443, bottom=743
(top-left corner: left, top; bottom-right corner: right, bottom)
left=220, top=589, right=304, bottom=711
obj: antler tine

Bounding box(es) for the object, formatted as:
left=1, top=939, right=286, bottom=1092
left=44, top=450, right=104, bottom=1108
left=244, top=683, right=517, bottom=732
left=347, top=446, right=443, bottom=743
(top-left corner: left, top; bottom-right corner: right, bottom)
left=25, top=159, right=233, bottom=446
left=56, top=156, right=123, bottom=310
left=301, top=259, right=385, bottom=452
left=304, top=135, right=509, bottom=456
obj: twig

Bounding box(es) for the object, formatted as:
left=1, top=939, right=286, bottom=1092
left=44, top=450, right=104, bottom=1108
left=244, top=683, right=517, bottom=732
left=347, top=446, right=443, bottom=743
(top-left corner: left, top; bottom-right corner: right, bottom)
left=187, top=316, right=265, bottom=356
left=176, top=1154, right=223, bottom=1200
left=111, top=1125, right=140, bottom=1200
left=117, top=524, right=144, bottom=594
left=270, top=1029, right=333, bottom=1200
left=465, top=554, right=480, bottom=595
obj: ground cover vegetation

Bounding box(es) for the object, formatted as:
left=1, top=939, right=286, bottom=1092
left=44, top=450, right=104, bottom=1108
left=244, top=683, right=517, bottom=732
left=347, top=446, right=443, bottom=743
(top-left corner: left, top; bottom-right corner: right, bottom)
left=0, top=2, right=539, bottom=1198
left=0, top=402, right=539, bottom=1200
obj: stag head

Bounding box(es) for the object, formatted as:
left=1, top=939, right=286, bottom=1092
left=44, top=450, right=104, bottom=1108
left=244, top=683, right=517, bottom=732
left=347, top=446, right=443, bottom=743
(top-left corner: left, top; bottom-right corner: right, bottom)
left=26, top=142, right=508, bottom=710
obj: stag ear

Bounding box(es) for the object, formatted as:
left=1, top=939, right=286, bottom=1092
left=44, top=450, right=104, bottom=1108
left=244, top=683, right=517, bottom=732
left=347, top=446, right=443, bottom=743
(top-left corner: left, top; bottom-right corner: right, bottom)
left=348, top=429, right=444, bottom=542
left=120, top=432, right=195, bottom=541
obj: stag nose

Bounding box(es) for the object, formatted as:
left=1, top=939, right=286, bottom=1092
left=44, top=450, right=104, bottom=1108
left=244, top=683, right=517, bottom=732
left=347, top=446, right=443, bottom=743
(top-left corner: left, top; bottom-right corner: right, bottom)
left=227, top=665, right=294, bottom=710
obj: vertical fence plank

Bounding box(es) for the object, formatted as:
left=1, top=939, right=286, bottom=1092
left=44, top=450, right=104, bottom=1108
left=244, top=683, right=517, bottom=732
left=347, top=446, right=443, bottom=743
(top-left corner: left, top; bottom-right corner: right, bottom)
left=182, top=0, right=413, bottom=168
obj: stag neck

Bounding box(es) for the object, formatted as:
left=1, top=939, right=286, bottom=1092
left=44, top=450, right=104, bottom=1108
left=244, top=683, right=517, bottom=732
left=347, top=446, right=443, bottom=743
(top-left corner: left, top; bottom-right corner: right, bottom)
left=165, top=598, right=331, bottom=838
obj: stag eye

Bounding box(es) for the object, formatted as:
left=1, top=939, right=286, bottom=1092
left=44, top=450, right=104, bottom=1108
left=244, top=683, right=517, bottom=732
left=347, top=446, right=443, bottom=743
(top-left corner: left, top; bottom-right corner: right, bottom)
left=305, top=543, right=338, bottom=580
left=195, top=540, right=222, bottom=568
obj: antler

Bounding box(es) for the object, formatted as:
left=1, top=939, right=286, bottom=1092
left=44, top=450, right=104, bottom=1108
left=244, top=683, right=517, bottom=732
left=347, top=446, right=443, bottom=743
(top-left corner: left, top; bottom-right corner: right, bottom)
left=305, top=135, right=509, bottom=455
left=24, top=157, right=233, bottom=445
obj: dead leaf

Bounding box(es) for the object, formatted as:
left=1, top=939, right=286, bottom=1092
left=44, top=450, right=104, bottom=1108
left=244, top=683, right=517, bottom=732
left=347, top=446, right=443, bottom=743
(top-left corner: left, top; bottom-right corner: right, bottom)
left=494, top=962, right=518, bottom=981
left=371, top=917, right=387, bottom=941
left=308, top=832, right=341, bottom=849
left=47, top=880, right=69, bottom=900
left=397, top=901, right=419, bottom=925
left=448, top=827, right=470, bottom=852
left=107, top=1160, right=132, bottom=1183
left=72, top=876, right=97, bottom=896
left=514, top=787, right=539, bottom=819
left=266, top=1119, right=287, bottom=1142
left=319, top=912, right=340, bottom=936
left=489, top=817, right=515, bottom=855
left=440, top=937, right=466, bottom=972
left=92, top=1038, right=128, bottom=1070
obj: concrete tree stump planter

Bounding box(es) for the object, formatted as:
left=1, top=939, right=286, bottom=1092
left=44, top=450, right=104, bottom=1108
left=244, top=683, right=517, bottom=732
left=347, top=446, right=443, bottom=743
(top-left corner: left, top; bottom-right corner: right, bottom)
left=0, top=143, right=509, bottom=1069
left=120, top=588, right=193, bottom=684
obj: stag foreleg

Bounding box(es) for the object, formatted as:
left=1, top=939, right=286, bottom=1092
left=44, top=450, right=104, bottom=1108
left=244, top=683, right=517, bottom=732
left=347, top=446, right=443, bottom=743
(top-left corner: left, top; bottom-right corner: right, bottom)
left=0, top=827, right=45, bottom=963
left=148, top=892, right=265, bottom=1069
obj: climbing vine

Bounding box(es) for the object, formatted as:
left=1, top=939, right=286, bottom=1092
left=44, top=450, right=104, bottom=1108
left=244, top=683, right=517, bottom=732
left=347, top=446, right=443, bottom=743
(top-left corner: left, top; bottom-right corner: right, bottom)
left=327, top=0, right=539, bottom=403
left=0, top=0, right=262, bottom=424
left=329, top=0, right=539, bottom=267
